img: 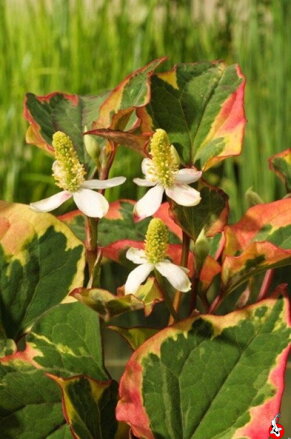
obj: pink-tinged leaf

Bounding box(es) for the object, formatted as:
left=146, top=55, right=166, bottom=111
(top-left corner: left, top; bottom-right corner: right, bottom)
left=222, top=199, right=291, bottom=293
left=24, top=91, right=107, bottom=164
left=72, top=277, right=164, bottom=320
left=222, top=241, right=291, bottom=293
left=24, top=92, right=79, bottom=155
left=224, top=199, right=291, bottom=255
left=0, top=201, right=85, bottom=340
left=153, top=202, right=182, bottom=240
left=142, top=62, right=246, bottom=169
left=199, top=255, right=221, bottom=292
left=71, top=287, right=145, bottom=321
left=196, top=65, right=246, bottom=170
left=269, top=148, right=291, bottom=192
left=93, top=58, right=167, bottom=131
left=117, top=294, right=290, bottom=439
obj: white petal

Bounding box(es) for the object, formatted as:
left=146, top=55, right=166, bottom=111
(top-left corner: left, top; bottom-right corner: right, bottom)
left=133, top=178, right=155, bottom=187
left=124, top=263, right=154, bottom=294
left=126, top=248, right=147, bottom=264
left=30, top=191, right=72, bottom=212
left=73, top=189, right=109, bottom=218
left=165, top=184, right=201, bottom=206
left=141, top=158, right=153, bottom=176
left=174, top=168, right=202, bottom=184
left=81, top=176, right=126, bottom=190
left=134, top=184, right=164, bottom=218
left=156, top=261, right=191, bottom=292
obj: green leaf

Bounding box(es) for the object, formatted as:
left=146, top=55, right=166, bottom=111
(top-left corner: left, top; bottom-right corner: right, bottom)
left=24, top=59, right=166, bottom=161
left=24, top=91, right=108, bottom=163
left=146, top=62, right=246, bottom=169
left=109, top=326, right=158, bottom=350
left=171, top=183, right=229, bottom=240
left=51, top=375, right=122, bottom=439
left=269, top=148, right=291, bottom=192
left=0, top=201, right=85, bottom=340
left=27, top=302, right=108, bottom=380
left=94, top=58, right=166, bottom=131
left=0, top=302, right=114, bottom=438
left=0, top=360, right=66, bottom=439
left=0, top=324, right=16, bottom=357
left=117, top=295, right=290, bottom=439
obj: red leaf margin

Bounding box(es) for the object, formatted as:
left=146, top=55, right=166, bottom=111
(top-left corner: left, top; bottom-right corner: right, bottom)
left=116, top=291, right=290, bottom=439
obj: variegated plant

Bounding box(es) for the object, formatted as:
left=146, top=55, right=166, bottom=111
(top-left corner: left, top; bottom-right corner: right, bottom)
left=0, top=59, right=290, bottom=439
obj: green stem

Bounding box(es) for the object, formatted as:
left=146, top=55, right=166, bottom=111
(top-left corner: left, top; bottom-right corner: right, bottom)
left=168, top=232, right=190, bottom=325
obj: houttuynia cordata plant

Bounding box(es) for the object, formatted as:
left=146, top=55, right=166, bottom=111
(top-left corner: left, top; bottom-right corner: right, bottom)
left=0, top=58, right=290, bottom=439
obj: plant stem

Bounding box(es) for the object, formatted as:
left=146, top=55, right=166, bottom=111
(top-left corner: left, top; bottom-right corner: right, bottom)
left=168, top=232, right=190, bottom=325
left=85, top=217, right=99, bottom=286
left=84, top=144, right=116, bottom=287
left=208, top=290, right=225, bottom=314
left=257, top=269, right=274, bottom=301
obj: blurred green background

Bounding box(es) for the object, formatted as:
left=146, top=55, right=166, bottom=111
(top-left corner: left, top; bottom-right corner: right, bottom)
left=1, top=0, right=290, bottom=221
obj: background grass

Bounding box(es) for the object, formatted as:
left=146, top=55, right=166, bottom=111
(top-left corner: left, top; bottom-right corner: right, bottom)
left=0, top=0, right=290, bottom=220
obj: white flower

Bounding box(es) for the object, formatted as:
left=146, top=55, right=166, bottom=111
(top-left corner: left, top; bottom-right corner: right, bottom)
left=133, top=129, right=202, bottom=218
left=30, top=175, right=126, bottom=218
left=30, top=131, right=126, bottom=218
left=124, top=218, right=191, bottom=294
left=125, top=248, right=191, bottom=294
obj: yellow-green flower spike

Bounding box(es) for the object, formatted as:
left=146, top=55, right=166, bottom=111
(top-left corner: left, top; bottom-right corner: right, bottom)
left=52, top=131, right=86, bottom=192
left=150, top=129, right=178, bottom=187
left=145, top=218, right=169, bottom=264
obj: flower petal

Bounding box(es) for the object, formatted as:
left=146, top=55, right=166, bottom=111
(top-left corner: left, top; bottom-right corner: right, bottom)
left=134, top=184, right=164, bottom=218
left=126, top=248, right=147, bottom=264
left=124, top=263, right=154, bottom=294
left=73, top=189, right=109, bottom=218
left=82, top=176, right=126, bottom=190
left=174, top=168, right=202, bottom=184
left=141, top=158, right=153, bottom=176
left=133, top=178, right=156, bottom=187
left=30, top=191, right=72, bottom=212
left=156, top=261, right=191, bottom=292
left=165, top=184, right=201, bottom=206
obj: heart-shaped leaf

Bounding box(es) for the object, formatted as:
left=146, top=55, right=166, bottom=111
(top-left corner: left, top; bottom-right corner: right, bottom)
left=0, top=302, right=115, bottom=438
left=117, top=294, right=290, bottom=439
left=144, top=62, right=246, bottom=169
left=0, top=359, right=66, bottom=439
left=0, top=201, right=85, bottom=340
left=26, top=302, right=108, bottom=380
left=24, top=92, right=108, bottom=162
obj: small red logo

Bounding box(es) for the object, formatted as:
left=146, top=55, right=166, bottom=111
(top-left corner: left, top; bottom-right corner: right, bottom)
left=269, top=414, right=285, bottom=439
